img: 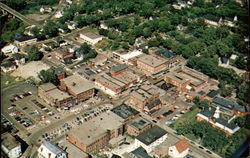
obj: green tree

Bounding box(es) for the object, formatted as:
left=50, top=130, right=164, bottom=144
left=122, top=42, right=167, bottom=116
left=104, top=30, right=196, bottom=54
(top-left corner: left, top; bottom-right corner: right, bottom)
left=42, top=20, right=58, bottom=38
left=5, top=0, right=27, bottom=11
left=38, top=70, right=59, bottom=85
left=27, top=45, right=43, bottom=61
left=78, top=43, right=91, bottom=54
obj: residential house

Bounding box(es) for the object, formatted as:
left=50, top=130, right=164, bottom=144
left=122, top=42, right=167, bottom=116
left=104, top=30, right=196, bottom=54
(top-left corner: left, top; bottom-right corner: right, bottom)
left=38, top=141, right=67, bottom=158
left=53, top=48, right=74, bottom=60
left=204, top=14, right=222, bottom=26
left=12, top=53, right=25, bottom=65
left=1, top=133, right=22, bottom=158
left=1, top=61, right=17, bottom=73
left=168, top=139, right=189, bottom=158
left=129, top=147, right=152, bottom=158
left=1, top=45, right=18, bottom=54
left=14, top=36, right=37, bottom=46
left=135, top=125, right=168, bottom=153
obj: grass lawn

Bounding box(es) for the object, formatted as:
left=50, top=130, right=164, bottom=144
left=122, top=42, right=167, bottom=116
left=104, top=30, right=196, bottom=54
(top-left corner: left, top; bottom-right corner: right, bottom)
left=1, top=72, right=24, bottom=89
left=171, top=106, right=199, bottom=129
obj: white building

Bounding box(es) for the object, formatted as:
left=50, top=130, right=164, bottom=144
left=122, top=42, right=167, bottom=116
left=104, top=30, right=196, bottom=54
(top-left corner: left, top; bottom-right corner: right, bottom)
left=40, top=7, right=52, bottom=13
left=55, top=10, right=64, bottom=18
left=14, top=36, right=37, bottom=47
left=112, top=50, right=143, bottom=64
left=38, top=141, right=67, bottom=158
left=1, top=45, right=18, bottom=54
left=1, top=133, right=22, bottom=158
left=135, top=125, right=168, bottom=153
left=100, top=21, right=108, bottom=29
left=79, top=32, right=103, bottom=45
left=1, top=61, right=17, bottom=73
left=168, top=139, right=189, bottom=158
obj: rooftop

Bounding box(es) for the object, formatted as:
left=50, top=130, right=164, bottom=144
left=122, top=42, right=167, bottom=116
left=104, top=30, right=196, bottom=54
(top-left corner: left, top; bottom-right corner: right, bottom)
left=130, top=147, right=152, bottom=158
left=39, top=83, right=57, bottom=92
left=111, top=64, right=128, bottom=73
left=129, top=117, right=151, bottom=131
left=117, top=50, right=143, bottom=60
left=111, top=104, right=139, bottom=120
left=15, top=36, right=36, bottom=42
left=40, top=141, right=66, bottom=155
left=59, top=140, right=88, bottom=158
left=80, top=31, right=102, bottom=39
left=213, top=97, right=245, bottom=112
left=206, top=90, right=218, bottom=98
left=61, top=74, right=94, bottom=94
left=137, top=55, right=166, bottom=67
left=156, top=49, right=175, bottom=59
left=131, top=85, right=159, bottom=102
left=1, top=133, right=20, bottom=150
left=174, top=139, right=189, bottom=153
left=136, top=125, right=167, bottom=145
left=12, top=53, right=25, bottom=60
left=1, top=60, right=15, bottom=67
left=146, top=99, right=161, bottom=110
left=46, top=88, right=71, bottom=101
left=69, top=112, right=123, bottom=145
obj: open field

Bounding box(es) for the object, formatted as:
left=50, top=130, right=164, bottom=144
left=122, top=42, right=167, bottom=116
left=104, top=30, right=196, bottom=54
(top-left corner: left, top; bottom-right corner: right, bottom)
left=1, top=72, right=24, bottom=89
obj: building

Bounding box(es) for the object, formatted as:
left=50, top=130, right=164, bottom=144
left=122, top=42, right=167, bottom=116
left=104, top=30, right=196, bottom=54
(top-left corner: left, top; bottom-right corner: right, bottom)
left=12, top=53, right=25, bottom=65
left=127, top=117, right=152, bottom=136
left=129, top=85, right=160, bottom=110
left=137, top=55, right=167, bottom=76
left=67, top=112, right=124, bottom=153
left=196, top=106, right=240, bottom=135
left=111, top=104, right=140, bottom=125
left=213, top=97, right=249, bottom=116
left=135, top=125, right=168, bottom=153
left=79, top=31, right=103, bottom=45
left=1, top=45, right=18, bottom=54
left=222, top=16, right=237, bottom=27
left=204, top=90, right=219, bottom=100
left=60, top=74, right=95, bottom=102
left=38, top=83, right=72, bottom=107
left=53, top=48, right=74, bottom=60
left=89, top=54, right=107, bottom=66
left=1, top=61, right=17, bottom=73
left=48, top=67, right=66, bottom=80
left=129, top=147, right=152, bottom=158
left=95, top=67, right=143, bottom=96
left=1, top=133, right=22, bottom=158
left=59, top=140, right=88, bottom=158
left=155, top=49, right=178, bottom=68
left=38, top=141, right=67, bottom=158
left=112, top=50, right=144, bottom=65
left=14, top=36, right=37, bottom=46
left=168, top=139, right=189, bottom=158
left=164, top=66, right=209, bottom=93
left=204, top=15, right=222, bottom=26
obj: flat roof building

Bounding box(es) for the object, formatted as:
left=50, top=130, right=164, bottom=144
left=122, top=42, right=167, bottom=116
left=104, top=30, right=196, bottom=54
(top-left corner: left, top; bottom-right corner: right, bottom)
left=59, top=140, right=88, bottom=158
left=111, top=104, right=140, bottom=123
left=79, top=31, right=103, bottom=45
left=67, top=112, right=123, bottom=153
left=127, top=117, right=152, bottom=136
left=135, top=125, right=168, bottom=153
left=38, top=141, right=67, bottom=158
left=1, top=133, right=22, bottom=158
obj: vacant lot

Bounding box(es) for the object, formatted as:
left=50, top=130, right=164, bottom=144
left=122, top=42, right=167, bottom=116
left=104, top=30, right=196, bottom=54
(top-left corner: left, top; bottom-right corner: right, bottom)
left=1, top=72, right=24, bottom=89
left=11, top=61, right=50, bottom=81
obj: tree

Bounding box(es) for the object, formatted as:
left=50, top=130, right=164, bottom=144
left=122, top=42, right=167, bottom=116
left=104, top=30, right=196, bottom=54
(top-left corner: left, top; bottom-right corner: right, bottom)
left=78, top=43, right=91, bottom=54
left=27, top=45, right=43, bottom=61
left=220, top=85, right=233, bottom=97
left=5, top=0, right=27, bottom=11
left=42, top=20, right=58, bottom=38
left=38, top=70, right=59, bottom=85
left=37, top=0, right=59, bottom=5
left=142, top=49, right=149, bottom=54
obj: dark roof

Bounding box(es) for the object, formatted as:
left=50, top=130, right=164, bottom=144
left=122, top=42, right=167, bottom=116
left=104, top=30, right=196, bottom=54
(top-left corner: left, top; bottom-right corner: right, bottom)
left=63, top=57, right=73, bottom=64
left=12, top=53, right=25, bottom=60
left=205, top=14, right=221, bottom=22
left=111, top=154, right=121, bottom=158
left=198, top=91, right=206, bottom=95
left=146, top=99, right=161, bottom=110
left=130, top=147, right=152, bottom=158
left=156, top=49, right=175, bottom=59
left=215, top=118, right=238, bottom=130
left=136, top=125, right=167, bottom=145
left=111, top=104, right=139, bottom=119
left=213, top=97, right=245, bottom=112
left=221, top=57, right=228, bottom=64
left=1, top=61, right=15, bottom=67
left=206, top=90, right=218, bottom=98
left=111, top=64, right=128, bottom=73
left=15, top=36, right=35, bottom=42
left=224, top=17, right=234, bottom=21
left=49, top=67, right=65, bottom=75
left=199, top=106, right=216, bottom=118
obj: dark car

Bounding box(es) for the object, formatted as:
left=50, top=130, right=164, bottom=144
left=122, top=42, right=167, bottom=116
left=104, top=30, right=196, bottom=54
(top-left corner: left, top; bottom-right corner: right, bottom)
left=23, top=107, right=28, bottom=110
left=152, top=120, right=157, bottom=123
left=206, top=150, right=212, bottom=154
left=199, top=146, right=204, bottom=149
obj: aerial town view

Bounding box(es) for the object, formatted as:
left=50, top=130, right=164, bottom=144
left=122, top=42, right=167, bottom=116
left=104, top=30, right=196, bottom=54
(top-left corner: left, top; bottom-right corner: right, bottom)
left=1, top=0, right=249, bottom=158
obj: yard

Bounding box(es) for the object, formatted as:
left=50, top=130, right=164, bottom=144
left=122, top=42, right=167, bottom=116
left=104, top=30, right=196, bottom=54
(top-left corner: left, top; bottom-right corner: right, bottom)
left=1, top=72, right=24, bottom=89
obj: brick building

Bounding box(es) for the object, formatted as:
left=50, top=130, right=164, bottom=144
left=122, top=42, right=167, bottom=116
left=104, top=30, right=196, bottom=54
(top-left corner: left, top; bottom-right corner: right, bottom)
left=127, top=117, right=152, bottom=136
left=110, top=64, right=128, bottom=76
left=60, top=74, right=94, bottom=102
left=38, top=83, right=72, bottom=107
left=137, top=55, right=167, bottom=75
left=67, top=112, right=123, bottom=153
left=165, top=66, right=209, bottom=93
left=48, top=67, right=66, bottom=80
left=53, top=48, right=74, bottom=60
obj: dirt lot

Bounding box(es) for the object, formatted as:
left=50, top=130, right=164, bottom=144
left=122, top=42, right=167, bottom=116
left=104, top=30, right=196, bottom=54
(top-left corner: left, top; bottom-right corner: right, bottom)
left=11, top=61, right=50, bottom=81
left=26, top=14, right=50, bottom=21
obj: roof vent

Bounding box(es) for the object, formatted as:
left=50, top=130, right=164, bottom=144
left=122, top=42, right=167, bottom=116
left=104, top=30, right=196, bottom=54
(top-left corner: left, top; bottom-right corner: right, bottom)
left=72, top=82, right=76, bottom=86
left=88, top=136, right=90, bottom=138
left=100, top=118, right=103, bottom=120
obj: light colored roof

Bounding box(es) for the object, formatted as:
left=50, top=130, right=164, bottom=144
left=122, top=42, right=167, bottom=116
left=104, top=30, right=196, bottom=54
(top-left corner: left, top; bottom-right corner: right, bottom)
left=59, top=141, right=88, bottom=158
left=46, top=88, right=71, bottom=101
left=137, top=55, right=166, bottom=67
left=69, top=112, right=123, bottom=145
left=39, top=83, right=57, bottom=92
left=174, top=139, right=189, bottom=153
left=61, top=74, right=94, bottom=94
left=1, top=133, right=20, bottom=150
left=1, top=45, right=17, bottom=52
left=131, top=85, right=159, bottom=101
left=40, top=141, right=66, bottom=155
left=120, top=50, right=143, bottom=60
left=80, top=31, right=102, bottom=39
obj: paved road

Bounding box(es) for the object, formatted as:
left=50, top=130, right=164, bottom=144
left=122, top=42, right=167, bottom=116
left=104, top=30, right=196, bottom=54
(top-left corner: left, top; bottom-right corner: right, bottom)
left=0, top=2, right=41, bottom=26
